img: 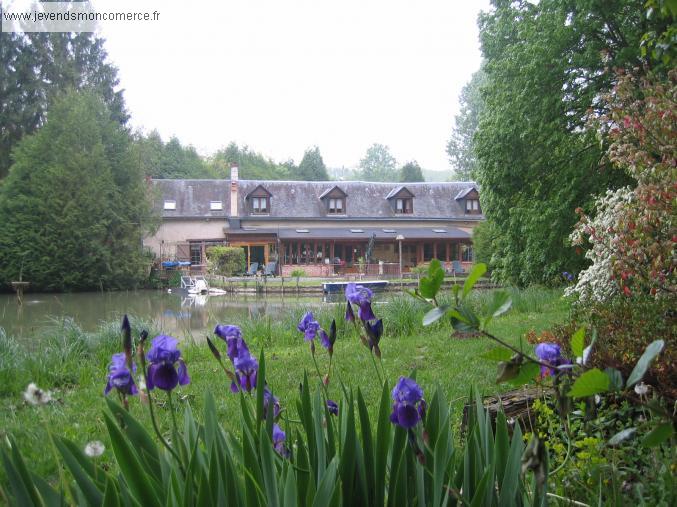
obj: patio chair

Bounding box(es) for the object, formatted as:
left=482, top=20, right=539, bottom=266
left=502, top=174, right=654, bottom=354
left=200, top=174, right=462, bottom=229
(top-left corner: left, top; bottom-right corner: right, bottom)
left=452, top=260, right=465, bottom=275
left=244, top=262, right=259, bottom=276
left=263, top=261, right=277, bottom=277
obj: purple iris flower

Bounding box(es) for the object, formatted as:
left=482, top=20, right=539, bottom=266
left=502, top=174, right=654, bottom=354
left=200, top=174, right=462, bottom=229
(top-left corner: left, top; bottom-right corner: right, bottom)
left=345, top=283, right=376, bottom=321
left=390, top=377, right=425, bottom=428
left=232, top=349, right=258, bottom=392
left=298, top=312, right=320, bottom=341
left=319, top=330, right=331, bottom=349
left=563, top=271, right=574, bottom=282
left=214, top=324, right=250, bottom=362
left=326, top=399, right=339, bottom=416
left=104, top=353, right=138, bottom=396
left=146, top=335, right=190, bottom=391
left=535, top=343, right=568, bottom=377
left=273, top=423, right=289, bottom=458
left=345, top=301, right=355, bottom=322
left=263, top=387, right=281, bottom=419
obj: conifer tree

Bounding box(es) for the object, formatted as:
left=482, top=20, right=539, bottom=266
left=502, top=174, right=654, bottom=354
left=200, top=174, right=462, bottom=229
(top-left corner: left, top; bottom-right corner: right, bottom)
left=296, top=146, right=329, bottom=181
left=0, top=91, right=155, bottom=291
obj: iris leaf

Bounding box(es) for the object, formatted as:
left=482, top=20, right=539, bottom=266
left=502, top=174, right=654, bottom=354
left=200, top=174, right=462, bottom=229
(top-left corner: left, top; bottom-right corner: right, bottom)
left=103, top=412, right=162, bottom=507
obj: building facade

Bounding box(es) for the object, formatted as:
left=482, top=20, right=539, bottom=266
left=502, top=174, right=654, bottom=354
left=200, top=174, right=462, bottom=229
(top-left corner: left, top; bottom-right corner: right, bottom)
left=145, top=167, right=483, bottom=276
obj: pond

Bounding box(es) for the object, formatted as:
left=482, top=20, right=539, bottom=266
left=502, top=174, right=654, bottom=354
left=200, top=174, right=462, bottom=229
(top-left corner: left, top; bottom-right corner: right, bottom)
left=0, top=289, right=384, bottom=342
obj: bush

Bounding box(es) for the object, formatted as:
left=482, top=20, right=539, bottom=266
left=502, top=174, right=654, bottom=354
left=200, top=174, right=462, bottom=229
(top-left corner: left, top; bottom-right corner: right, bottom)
left=574, top=296, right=677, bottom=399
left=206, top=246, right=245, bottom=276
left=471, top=220, right=497, bottom=268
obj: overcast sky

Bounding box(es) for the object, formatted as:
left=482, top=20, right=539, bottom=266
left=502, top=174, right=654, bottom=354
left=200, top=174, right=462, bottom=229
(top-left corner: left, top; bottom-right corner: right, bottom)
left=91, top=0, right=490, bottom=172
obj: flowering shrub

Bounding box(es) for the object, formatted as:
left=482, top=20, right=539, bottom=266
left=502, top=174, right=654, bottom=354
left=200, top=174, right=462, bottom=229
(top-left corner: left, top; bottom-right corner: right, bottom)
left=568, top=70, right=676, bottom=302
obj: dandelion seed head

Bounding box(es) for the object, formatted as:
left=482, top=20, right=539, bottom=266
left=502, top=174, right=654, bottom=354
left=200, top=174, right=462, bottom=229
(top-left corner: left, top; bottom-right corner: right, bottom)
left=23, top=383, right=52, bottom=405
left=634, top=382, right=649, bottom=396
left=84, top=440, right=105, bottom=457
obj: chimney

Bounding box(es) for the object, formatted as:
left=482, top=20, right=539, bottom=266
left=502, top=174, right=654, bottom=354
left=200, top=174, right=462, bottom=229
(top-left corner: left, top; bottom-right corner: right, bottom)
left=230, top=163, right=239, bottom=217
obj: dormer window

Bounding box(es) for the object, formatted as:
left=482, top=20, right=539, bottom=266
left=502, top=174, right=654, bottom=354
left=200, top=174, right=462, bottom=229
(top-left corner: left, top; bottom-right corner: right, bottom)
left=386, top=186, right=415, bottom=215
left=163, top=200, right=176, bottom=210
left=466, top=199, right=479, bottom=212
left=252, top=196, right=268, bottom=213
left=328, top=197, right=344, bottom=214
left=455, top=186, right=481, bottom=215
left=319, top=185, right=347, bottom=216
left=246, top=185, right=272, bottom=215
left=395, top=198, right=413, bottom=214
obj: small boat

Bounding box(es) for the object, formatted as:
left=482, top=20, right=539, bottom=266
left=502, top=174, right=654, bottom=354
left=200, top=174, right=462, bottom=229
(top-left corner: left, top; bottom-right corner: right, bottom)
left=187, top=279, right=209, bottom=295
left=322, top=280, right=389, bottom=294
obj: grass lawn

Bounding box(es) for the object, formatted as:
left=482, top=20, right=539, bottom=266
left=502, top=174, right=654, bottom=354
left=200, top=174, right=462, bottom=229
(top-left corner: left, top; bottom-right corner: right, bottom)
left=0, top=287, right=569, bottom=487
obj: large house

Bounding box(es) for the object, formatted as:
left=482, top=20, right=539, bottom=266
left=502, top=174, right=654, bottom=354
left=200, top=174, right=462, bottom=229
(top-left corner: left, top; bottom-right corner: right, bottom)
left=145, top=166, right=483, bottom=276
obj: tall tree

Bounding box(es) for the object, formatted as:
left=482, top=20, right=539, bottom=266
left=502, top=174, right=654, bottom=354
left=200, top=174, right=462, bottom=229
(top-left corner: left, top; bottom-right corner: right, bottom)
left=0, top=91, right=155, bottom=291
left=447, top=67, right=486, bottom=181
left=0, top=30, right=127, bottom=178
left=399, top=161, right=425, bottom=182
left=130, top=131, right=211, bottom=179
left=358, top=143, right=398, bottom=181
left=473, top=0, right=658, bottom=285
left=296, top=146, right=329, bottom=180
left=209, top=142, right=292, bottom=180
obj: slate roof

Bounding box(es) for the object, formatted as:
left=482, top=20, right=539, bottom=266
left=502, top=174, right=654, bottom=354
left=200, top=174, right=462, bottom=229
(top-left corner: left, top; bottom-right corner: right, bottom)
left=454, top=186, right=478, bottom=200
left=153, top=179, right=481, bottom=220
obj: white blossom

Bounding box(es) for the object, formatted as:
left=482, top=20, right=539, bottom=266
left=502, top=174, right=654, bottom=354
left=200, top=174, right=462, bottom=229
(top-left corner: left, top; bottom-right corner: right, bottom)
left=566, top=187, right=634, bottom=303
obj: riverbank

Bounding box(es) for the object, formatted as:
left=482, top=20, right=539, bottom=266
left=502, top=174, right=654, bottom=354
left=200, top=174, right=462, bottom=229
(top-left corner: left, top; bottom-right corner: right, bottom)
left=206, top=273, right=499, bottom=294
left=0, top=287, right=567, bottom=485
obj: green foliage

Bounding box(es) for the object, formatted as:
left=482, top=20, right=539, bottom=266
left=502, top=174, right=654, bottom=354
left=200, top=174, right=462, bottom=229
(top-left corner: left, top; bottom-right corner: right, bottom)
left=0, top=91, right=156, bottom=291
left=206, top=246, right=245, bottom=276
left=446, top=66, right=486, bottom=181
left=531, top=397, right=676, bottom=504
left=470, top=220, right=496, bottom=269
left=412, top=261, right=674, bottom=504
left=0, top=30, right=127, bottom=179
left=398, top=161, right=424, bottom=182
left=209, top=142, right=294, bottom=180
left=1, top=376, right=531, bottom=507
left=573, top=296, right=676, bottom=398
left=296, top=146, right=329, bottom=181
left=290, top=269, right=306, bottom=279
left=414, top=262, right=668, bottom=403
left=357, top=143, right=398, bottom=182
left=131, top=131, right=211, bottom=179
left=473, top=0, right=656, bottom=285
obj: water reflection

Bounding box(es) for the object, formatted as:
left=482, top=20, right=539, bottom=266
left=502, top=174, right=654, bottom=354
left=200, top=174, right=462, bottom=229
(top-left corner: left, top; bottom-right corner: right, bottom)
left=0, top=290, right=365, bottom=341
